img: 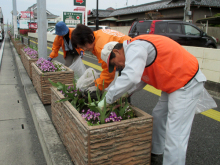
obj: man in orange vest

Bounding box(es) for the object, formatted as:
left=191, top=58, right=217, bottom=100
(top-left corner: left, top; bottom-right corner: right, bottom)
left=48, top=21, right=83, bottom=66
left=71, top=24, right=131, bottom=92
left=98, top=35, right=206, bottom=165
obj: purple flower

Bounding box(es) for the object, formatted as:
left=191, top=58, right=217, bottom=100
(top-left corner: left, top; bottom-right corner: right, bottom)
left=35, top=58, right=60, bottom=73
left=104, top=112, right=122, bottom=123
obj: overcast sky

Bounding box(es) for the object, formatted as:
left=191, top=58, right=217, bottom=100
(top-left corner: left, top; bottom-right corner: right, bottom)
left=2, top=0, right=160, bottom=24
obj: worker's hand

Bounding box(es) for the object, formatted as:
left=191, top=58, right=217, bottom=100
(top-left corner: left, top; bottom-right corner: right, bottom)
left=84, top=86, right=98, bottom=100
left=47, top=57, right=53, bottom=61
left=98, top=99, right=105, bottom=110
left=86, top=86, right=97, bottom=93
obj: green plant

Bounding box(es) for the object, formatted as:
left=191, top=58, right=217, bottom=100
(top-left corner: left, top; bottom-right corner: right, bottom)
left=29, top=44, right=38, bottom=51
left=49, top=78, right=85, bottom=111
left=49, top=78, right=136, bottom=125
left=14, top=37, right=20, bottom=41
left=86, top=86, right=110, bottom=124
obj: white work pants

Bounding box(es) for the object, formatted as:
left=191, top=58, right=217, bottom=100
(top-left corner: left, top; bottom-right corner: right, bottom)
left=151, top=77, right=204, bottom=165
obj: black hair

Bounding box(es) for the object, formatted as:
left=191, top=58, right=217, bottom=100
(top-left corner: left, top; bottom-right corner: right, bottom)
left=110, top=43, right=123, bottom=60
left=71, top=24, right=95, bottom=48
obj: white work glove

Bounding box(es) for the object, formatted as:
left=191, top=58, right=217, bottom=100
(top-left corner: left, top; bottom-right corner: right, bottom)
left=86, top=86, right=97, bottom=93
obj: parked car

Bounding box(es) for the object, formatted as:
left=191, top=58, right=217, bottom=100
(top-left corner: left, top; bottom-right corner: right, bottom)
left=47, top=26, right=55, bottom=32
left=128, top=20, right=217, bottom=48
left=48, top=25, right=77, bottom=35
left=0, top=25, right=4, bottom=41
left=88, top=25, right=110, bottom=31
left=36, top=26, right=55, bottom=33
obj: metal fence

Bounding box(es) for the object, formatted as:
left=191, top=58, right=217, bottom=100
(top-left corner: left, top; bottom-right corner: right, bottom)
left=14, top=34, right=38, bottom=48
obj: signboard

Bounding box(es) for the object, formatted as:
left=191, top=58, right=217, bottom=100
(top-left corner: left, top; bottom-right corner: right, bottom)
left=21, top=11, right=34, bottom=19
left=29, top=23, right=37, bottom=29
left=63, top=11, right=84, bottom=25
left=20, top=20, right=28, bottom=29
left=74, top=0, right=86, bottom=6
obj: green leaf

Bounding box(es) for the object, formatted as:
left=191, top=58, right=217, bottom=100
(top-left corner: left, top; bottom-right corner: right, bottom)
left=56, top=97, right=70, bottom=103
left=93, top=99, right=98, bottom=106
left=48, top=78, right=59, bottom=87
left=88, top=106, right=99, bottom=113
left=70, top=100, right=76, bottom=109
left=88, top=92, right=92, bottom=104
left=73, top=79, right=76, bottom=90
left=119, top=98, right=129, bottom=119
left=96, top=87, right=100, bottom=101
left=102, top=79, right=105, bottom=94
left=101, top=91, right=107, bottom=100
left=65, top=92, right=74, bottom=99
left=73, top=97, right=79, bottom=106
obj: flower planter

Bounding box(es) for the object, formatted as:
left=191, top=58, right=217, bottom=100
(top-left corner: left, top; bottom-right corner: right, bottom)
left=51, top=86, right=153, bottom=165
left=20, top=49, right=38, bottom=79
left=17, top=43, right=26, bottom=55
left=10, top=37, right=25, bottom=55
left=31, top=62, right=74, bottom=104
left=14, top=42, right=25, bottom=55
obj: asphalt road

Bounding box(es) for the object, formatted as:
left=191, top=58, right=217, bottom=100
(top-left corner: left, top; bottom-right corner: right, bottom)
left=33, top=39, right=220, bottom=165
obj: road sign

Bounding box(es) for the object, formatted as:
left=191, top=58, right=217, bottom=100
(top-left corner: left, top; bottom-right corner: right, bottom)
left=74, top=0, right=86, bottom=6
left=63, top=11, right=84, bottom=25
left=20, top=20, right=28, bottom=29
left=21, top=11, right=34, bottom=19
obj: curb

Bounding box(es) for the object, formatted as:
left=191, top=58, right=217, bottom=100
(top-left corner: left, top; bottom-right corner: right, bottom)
left=9, top=37, right=73, bottom=165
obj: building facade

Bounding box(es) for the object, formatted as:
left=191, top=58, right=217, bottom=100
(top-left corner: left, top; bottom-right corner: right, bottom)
left=88, top=0, right=220, bottom=27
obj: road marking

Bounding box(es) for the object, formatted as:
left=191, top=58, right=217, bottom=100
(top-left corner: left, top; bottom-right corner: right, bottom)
left=201, top=110, right=220, bottom=122
left=82, top=60, right=102, bottom=71
left=33, top=39, right=220, bottom=122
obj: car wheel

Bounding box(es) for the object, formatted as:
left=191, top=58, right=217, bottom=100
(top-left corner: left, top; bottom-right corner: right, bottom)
left=207, top=45, right=214, bottom=48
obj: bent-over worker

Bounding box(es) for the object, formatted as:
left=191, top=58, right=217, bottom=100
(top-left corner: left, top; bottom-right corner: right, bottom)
left=98, top=34, right=207, bottom=165
left=48, top=21, right=83, bottom=66
left=71, top=24, right=131, bottom=91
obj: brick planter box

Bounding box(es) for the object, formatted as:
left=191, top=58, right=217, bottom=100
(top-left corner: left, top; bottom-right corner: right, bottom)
left=11, top=38, right=19, bottom=46
left=20, top=49, right=38, bottom=79
left=13, top=40, right=25, bottom=55
left=16, top=43, right=26, bottom=55
left=31, top=62, right=74, bottom=104
left=51, top=87, right=153, bottom=165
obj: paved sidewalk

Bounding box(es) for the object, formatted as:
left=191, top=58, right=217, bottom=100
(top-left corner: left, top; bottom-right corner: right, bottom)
left=0, top=35, right=72, bottom=165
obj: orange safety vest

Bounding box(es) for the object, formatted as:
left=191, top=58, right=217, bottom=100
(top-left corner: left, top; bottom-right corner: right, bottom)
left=92, top=29, right=131, bottom=90
left=130, top=34, right=199, bottom=93
left=49, top=28, right=82, bottom=59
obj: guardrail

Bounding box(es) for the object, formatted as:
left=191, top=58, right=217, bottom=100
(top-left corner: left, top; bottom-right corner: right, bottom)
left=14, top=34, right=31, bottom=46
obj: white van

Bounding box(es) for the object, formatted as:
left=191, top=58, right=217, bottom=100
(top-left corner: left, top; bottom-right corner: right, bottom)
left=48, top=25, right=76, bottom=35
left=0, top=25, right=3, bottom=41
left=87, top=25, right=110, bottom=31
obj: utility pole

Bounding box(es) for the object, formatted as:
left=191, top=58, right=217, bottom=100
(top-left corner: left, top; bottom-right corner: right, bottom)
left=12, top=0, right=18, bottom=37
left=85, top=0, right=87, bottom=26
left=37, top=0, right=47, bottom=59
left=183, top=0, right=191, bottom=22
left=96, top=0, right=99, bottom=30
left=29, top=7, right=31, bottom=29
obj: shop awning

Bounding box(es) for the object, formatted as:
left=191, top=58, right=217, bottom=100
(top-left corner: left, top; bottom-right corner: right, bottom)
left=196, top=16, right=220, bottom=33
left=196, top=16, right=220, bottom=24
left=99, top=17, right=118, bottom=22
left=116, top=18, right=135, bottom=22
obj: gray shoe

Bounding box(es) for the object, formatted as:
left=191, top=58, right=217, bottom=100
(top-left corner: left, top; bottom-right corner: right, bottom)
left=151, top=153, right=163, bottom=165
